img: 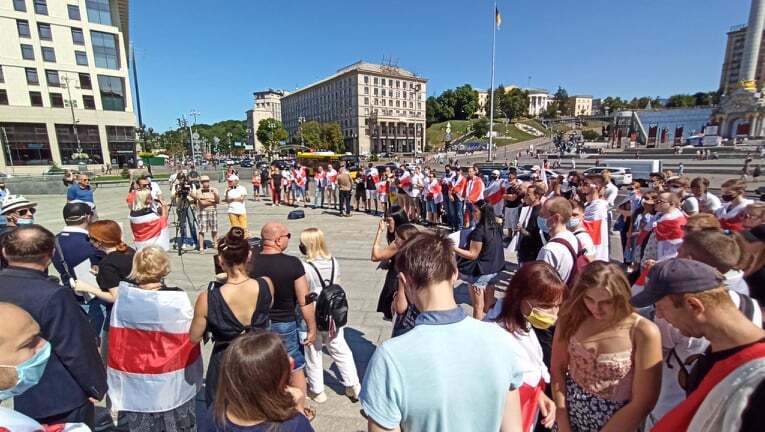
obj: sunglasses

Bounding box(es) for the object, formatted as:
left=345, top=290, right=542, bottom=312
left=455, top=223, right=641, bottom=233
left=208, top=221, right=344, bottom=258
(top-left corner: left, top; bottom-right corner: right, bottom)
left=667, top=348, right=703, bottom=392
left=655, top=199, right=669, bottom=205
left=18, top=208, right=37, bottom=216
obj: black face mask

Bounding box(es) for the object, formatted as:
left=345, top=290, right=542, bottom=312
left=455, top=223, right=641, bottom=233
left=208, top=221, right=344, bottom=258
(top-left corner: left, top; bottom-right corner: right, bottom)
left=721, top=194, right=736, bottom=202
left=299, top=243, right=307, bottom=255
left=491, top=175, right=499, bottom=180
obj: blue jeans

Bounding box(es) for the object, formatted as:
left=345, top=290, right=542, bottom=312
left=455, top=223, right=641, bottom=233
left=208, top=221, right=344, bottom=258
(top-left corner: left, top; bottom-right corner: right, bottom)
left=316, top=186, right=325, bottom=207
left=270, top=320, right=306, bottom=370
left=465, top=201, right=476, bottom=228
left=450, top=199, right=464, bottom=231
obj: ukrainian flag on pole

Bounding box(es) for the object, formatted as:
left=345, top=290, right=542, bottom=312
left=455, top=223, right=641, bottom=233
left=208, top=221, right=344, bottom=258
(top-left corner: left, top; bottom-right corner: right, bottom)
left=495, top=6, right=502, bottom=29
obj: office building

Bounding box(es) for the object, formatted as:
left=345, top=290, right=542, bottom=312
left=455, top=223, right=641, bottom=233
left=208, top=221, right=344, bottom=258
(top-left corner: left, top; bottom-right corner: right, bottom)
left=246, top=88, right=287, bottom=152
left=280, top=61, right=427, bottom=155
left=0, top=0, right=136, bottom=173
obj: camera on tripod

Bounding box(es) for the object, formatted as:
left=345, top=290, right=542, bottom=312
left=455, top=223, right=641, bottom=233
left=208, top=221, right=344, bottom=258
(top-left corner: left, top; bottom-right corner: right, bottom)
left=174, top=175, right=199, bottom=200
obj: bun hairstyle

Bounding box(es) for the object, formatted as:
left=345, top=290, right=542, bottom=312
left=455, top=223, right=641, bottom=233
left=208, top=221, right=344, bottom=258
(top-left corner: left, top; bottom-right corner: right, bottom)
left=88, top=220, right=129, bottom=253
left=218, top=227, right=250, bottom=267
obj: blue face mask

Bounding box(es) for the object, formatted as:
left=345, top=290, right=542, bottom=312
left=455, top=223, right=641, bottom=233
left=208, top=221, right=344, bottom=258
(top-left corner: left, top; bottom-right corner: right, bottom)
left=0, top=341, right=51, bottom=400
left=566, top=217, right=580, bottom=230
left=537, top=216, right=550, bottom=233
left=16, top=218, right=34, bottom=225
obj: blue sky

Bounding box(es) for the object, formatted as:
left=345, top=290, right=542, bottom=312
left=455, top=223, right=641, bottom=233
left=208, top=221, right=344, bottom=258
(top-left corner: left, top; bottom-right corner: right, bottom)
left=130, top=0, right=749, bottom=131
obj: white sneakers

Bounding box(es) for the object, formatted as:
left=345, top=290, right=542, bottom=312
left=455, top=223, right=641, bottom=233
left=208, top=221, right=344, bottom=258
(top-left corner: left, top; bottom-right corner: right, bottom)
left=308, top=384, right=361, bottom=404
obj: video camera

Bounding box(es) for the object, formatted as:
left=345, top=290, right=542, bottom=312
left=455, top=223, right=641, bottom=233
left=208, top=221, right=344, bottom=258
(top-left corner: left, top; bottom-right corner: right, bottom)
left=174, top=174, right=199, bottom=200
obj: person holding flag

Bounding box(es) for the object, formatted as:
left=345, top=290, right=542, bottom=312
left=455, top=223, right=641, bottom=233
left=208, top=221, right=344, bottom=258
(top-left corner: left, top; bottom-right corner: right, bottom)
left=581, top=173, right=611, bottom=262
left=326, top=164, right=339, bottom=210
left=715, top=179, right=753, bottom=232
left=365, top=163, right=380, bottom=215
left=397, top=168, right=413, bottom=219
left=129, top=189, right=171, bottom=251
left=653, top=192, right=687, bottom=261
left=376, top=167, right=391, bottom=216
left=465, top=166, right=485, bottom=228
left=485, top=170, right=507, bottom=217
left=449, top=167, right=468, bottom=232
left=292, top=164, right=308, bottom=208
left=425, top=170, right=443, bottom=225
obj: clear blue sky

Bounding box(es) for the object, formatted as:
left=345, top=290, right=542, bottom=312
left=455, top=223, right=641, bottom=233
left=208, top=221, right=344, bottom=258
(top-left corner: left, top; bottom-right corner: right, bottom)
left=130, top=0, right=749, bottom=131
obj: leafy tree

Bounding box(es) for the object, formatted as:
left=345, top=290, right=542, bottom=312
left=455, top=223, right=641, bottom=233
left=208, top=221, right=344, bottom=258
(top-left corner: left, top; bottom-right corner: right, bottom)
left=426, top=96, right=443, bottom=125
left=436, top=90, right=456, bottom=121
left=473, top=117, right=491, bottom=138
left=256, top=118, right=288, bottom=156
left=554, top=86, right=571, bottom=116
left=665, top=94, right=695, bottom=108
left=320, top=123, right=344, bottom=153
left=298, top=121, right=322, bottom=149
left=452, top=84, right=479, bottom=120
left=500, top=87, right=529, bottom=120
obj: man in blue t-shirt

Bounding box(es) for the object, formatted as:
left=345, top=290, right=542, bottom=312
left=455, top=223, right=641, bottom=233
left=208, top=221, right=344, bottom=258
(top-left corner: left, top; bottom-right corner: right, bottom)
left=66, top=174, right=95, bottom=208
left=360, top=230, right=525, bottom=432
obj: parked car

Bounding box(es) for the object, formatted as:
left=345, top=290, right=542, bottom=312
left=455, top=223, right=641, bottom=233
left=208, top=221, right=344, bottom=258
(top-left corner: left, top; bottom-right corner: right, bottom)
left=239, top=159, right=254, bottom=168
left=583, top=166, right=633, bottom=187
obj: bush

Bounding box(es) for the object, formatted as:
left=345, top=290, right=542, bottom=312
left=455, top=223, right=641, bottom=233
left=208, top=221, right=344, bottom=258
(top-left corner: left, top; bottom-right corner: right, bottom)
left=121, top=168, right=130, bottom=179
left=582, top=129, right=600, bottom=141
left=46, top=163, right=65, bottom=174
left=369, top=154, right=379, bottom=162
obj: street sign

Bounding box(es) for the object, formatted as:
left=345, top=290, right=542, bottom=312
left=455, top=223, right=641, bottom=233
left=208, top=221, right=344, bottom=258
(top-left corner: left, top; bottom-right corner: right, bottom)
left=192, top=132, right=200, bottom=140
left=194, top=144, right=200, bottom=151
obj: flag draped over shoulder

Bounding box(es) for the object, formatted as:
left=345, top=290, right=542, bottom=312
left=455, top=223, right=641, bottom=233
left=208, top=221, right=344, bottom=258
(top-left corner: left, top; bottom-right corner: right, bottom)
left=655, top=208, right=687, bottom=261
left=107, top=283, right=203, bottom=413
left=129, top=209, right=170, bottom=251
left=485, top=179, right=506, bottom=215
left=583, top=199, right=610, bottom=262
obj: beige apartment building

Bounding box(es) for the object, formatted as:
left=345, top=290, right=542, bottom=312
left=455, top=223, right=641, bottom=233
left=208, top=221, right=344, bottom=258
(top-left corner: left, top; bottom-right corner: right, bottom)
left=280, top=61, right=427, bottom=155
left=0, top=0, right=136, bottom=174
left=246, top=89, right=287, bottom=152
left=570, top=95, right=593, bottom=116
left=719, top=24, right=765, bottom=95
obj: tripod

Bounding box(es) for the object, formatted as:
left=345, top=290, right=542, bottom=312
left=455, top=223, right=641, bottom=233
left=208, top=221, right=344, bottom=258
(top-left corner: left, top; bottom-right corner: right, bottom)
left=171, top=194, right=199, bottom=256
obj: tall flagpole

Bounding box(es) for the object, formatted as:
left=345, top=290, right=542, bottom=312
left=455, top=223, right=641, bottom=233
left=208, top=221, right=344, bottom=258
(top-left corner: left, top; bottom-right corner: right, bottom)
left=488, top=1, right=497, bottom=162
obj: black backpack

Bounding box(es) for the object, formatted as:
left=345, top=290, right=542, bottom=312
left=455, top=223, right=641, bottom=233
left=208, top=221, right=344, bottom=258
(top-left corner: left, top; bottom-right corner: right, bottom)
left=307, top=259, right=348, bottom=332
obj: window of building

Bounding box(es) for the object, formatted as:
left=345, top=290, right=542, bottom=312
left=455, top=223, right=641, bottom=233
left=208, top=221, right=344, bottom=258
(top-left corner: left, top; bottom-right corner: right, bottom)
left=29, top=91, right=43, bottom=106
left=86, top=0, right=112, bottom=25
left=68, top=4, right=81, bottom=20
left=91, top=31, right=119, bottom=69
left=45, top=69, right=60, bottom=87
left=83, top=94, right=96, bottom=109
left=17, top=20, right=31, bottom=38
left=364, top=75, right=369, bottom=84
left=0, top=122, right=52, bottom=165
left=13, top=0, right=26, bottom=12
left=79, top=73, right=92, bottom=89
left=21, top=44, right=34, bottom=60
left=374, top=98, right=378, bottom=105
left=49, top=92, right=64, bottom=107
left=364, top=97, right=369, bottom=105
left=72, top=28, right=85, bottom=45
left=98, top=75, right=125, bottom=111
left=382, top=89, right=386, bottom=97
left=25, top=68, right=38, bottom=85
left=0, top=66, right=3, bottom=83
left=41, top=47, right=55, bottom=62
left=364, top=87, right=369, bottom=94
left=56, top=124, right=103, bottom=164
left=382, top=100, right=386, bottom=106
left=75, top=50, right=88, bottom=66
left=38, top=23, right=52, bottom=40
left=107, top=125, right=136, bottom=165
left=373, top=77, right=378, bottom=85
left=388, top=79, right=393, bottom=86
left=0, top=90, right=8, bottom=105
left=33, top=0, right=47, bottom=15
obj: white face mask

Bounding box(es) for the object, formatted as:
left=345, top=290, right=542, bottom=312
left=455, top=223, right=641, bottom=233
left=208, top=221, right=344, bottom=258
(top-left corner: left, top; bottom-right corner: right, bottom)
left=670, top=187, right=682, bottom=194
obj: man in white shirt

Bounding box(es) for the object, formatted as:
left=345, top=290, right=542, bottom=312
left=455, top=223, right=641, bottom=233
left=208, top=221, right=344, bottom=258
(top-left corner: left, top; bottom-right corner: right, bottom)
left=602, top=170, right=619, bottom=207
left=225, top=174, right=248, bottom=233
left=536, top=197, right=579, bottom=284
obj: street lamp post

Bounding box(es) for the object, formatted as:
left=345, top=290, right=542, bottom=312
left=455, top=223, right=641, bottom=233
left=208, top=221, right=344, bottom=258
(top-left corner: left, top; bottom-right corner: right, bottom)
left=61, top=75, right=83, bottom=158
left=413, top=83, right=421, bottom=162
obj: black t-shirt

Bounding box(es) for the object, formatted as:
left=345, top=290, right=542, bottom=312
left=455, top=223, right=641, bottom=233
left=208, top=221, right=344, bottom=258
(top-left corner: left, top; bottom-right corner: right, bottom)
left=365, top=174, right=376, bottom=190
left=272, top=173, right=283, bottom=187
left=504, top=195, right=523, bottom=209
left=96, top=248, right=136, bottom=290
left=469, top=223, right=505, bottom=275
left=685, top=338, right=765, bottom=395
left=746, top=268, right=765, bottom=305
left=248, top=253, right=305, bottom=323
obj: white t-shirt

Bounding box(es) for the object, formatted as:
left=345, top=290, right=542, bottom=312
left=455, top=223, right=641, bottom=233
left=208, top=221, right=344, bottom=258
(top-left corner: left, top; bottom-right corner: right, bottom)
left=573, top=228, right=596, bottom=259
left=302, top=257, right=341, bottom=295
left=697, top=192, right=722, bottom=213
left=537, top=230, right=579, bottom=282
left=604, top=183, right=619, bottom=207
left=410, top=173, right=425, bottom=198
left=496, top=323, right=550, bottom=386
left=226, top=185, right=247, bottom=214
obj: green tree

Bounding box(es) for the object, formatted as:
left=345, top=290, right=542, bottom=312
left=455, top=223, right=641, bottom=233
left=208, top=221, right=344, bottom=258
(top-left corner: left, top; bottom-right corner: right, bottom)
left=256, top=118, right=288, bottom=156
left=665, top=94, right=695, bottom=108
left=452, top=84, right=479, bottom=120
left=500, top=87, right=529, bottom=120
left=426, top=96, right=443, bottom=125
left=554, top=86, right=571, bottom=115
left=320, top=122, right=345, bottom=153
left=473, top=117, right=491, bottom=138
left=436, top=90, right=457, bottom=121
left=298, top=121, right=322, bottom=149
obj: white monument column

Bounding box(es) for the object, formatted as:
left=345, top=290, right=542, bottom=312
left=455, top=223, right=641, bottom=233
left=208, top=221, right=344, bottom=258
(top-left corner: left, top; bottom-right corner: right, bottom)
left=741, top=0, right=765, bottom=87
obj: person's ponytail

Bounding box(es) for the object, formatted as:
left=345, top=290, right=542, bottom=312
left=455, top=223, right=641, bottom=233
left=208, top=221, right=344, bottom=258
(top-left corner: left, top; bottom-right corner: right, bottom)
left=116, top=241, right=129, bottom=253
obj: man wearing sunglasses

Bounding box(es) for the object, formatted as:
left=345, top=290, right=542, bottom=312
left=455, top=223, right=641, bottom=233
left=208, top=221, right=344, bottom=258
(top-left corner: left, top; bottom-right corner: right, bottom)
left=632, top=258, right=765, bottom=432
left=66, top=175, right=96, bottom=218
left=0, top=195, right=38, bottom=269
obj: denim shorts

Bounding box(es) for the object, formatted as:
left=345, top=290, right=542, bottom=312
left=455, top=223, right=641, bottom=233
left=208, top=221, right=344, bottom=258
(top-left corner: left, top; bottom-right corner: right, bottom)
left=291, top=183, right=304, bottom=197
left=459, top=272, right=499, bottom=290
left=426, top=200, right=438, bottom=213
left=270, top=320, right=306, bottom=370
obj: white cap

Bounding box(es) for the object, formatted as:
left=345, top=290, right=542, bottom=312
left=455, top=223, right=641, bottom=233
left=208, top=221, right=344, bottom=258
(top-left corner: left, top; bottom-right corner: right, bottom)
left=227, top=174, right=239, bottom=181
left=1, top=195, right=36, bottom=215
left=492, top=170, right=501, bottom=176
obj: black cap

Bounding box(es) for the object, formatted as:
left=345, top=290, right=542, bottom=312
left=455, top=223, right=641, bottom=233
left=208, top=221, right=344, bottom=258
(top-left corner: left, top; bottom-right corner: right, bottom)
left=741, top=224, right=765, bottom=243
left=630, top=258, right=726, bottom=307
left=63, top=202, right=93, bottom=222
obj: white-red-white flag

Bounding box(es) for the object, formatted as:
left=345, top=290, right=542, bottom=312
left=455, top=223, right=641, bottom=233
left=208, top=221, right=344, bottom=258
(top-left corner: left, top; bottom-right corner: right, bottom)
left=129, top=210, right=170, bottom=251
left=583, top=199, right=610, bottom=262
left=107, top=283, right=203, bottom=413
left=655, top=208, right=687, bottom=261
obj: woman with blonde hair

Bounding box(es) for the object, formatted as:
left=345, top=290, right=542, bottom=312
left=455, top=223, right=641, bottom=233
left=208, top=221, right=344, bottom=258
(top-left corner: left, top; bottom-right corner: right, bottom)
left=298, top=227, right=361, bottom=404
left=551, top=261, right=662, bottom=432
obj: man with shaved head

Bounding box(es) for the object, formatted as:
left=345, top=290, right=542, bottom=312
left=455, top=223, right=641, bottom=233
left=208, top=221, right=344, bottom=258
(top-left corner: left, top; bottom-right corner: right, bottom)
left=249, top=222, right=317, bottom=398
left=0, top=225, right=106, bottom=427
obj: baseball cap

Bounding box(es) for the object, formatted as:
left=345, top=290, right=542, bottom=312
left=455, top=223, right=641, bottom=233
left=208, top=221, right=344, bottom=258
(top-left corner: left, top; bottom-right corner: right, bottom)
left=741, top=224, right=765, bottom=243
left=630, top=258, right=726, bottom=308
left=63, top=202, right=93, bottom=222
left=200, top=175, right=210, bottom=182
left=1, top=195, right=36, bottom=215
left=492, top=169, right=501, bottom=176
left=227, top=174, right=239, bottom=181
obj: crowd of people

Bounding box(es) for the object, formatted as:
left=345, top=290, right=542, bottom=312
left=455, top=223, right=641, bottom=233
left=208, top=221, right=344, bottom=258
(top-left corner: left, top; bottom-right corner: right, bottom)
left=0, top=157, right=764, bottom=432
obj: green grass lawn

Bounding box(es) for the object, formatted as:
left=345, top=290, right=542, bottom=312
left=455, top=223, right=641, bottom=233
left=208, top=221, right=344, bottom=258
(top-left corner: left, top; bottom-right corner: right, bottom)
left=427, top=118, right=544, bottom=149
left=94, top=173, right=170, bottom=182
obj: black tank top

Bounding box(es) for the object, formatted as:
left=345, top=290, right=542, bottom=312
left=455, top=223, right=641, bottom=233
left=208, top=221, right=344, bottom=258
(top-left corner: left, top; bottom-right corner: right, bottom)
left=206, top=277, right=272, bottom=343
